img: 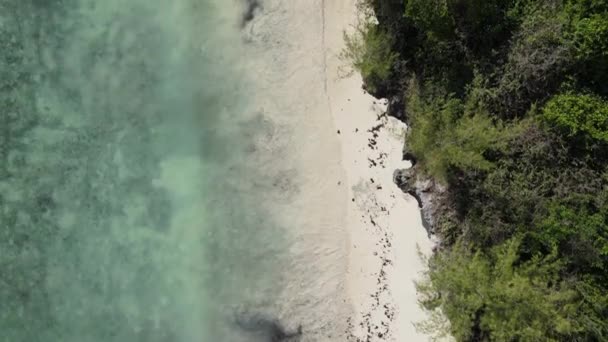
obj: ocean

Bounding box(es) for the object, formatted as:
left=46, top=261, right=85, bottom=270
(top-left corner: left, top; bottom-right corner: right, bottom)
left=0, top=0, right=294, bottom=341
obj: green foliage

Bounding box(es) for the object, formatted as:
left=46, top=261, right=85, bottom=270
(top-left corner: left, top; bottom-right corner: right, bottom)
left=571, top=14, right=608, bottom=59
left=566, top=0, right=608, bottom=17
left=568, top=11, right=608, bottom=93
left=418, top=238, right=583, bottom=341
left=572, top=278, right=608, bottom=338
left=404, top=0, right=453, bottom=39
left=534, top=203, right=608, bottom=270
left=542, top=92, right=608, bottom=142
left=404, top=0, right=514, bottom=50
left=492, top=5, right=572, bottom=118
left=356, top=0, right=608, bottom=339
left=342, top=20, right=398, bottom=94
left=406, top=78, right=511, bottom=181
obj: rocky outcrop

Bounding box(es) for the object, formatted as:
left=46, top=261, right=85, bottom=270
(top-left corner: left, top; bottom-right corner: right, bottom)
left=393, top=167, right=446, bottom=237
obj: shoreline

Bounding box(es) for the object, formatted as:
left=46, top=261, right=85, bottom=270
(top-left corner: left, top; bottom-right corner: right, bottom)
left=238, top=1, right=435, bottom=340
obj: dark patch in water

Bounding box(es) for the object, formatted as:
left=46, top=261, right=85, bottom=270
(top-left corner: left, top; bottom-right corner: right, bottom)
left=234, top=312, right=302, bottom=341
left=241, top=0, right=261, bottom=28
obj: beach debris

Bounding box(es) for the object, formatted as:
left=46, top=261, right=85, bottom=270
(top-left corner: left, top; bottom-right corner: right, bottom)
left=369, top=123, right=383, bottom=133
left=347, top=112, right=415, bottom=342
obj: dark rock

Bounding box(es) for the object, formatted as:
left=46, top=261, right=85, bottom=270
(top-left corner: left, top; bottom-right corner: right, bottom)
left=392, top=168, right=414, bottom=192
left=393, top=167, right=446, bottom=236
left=385, top=95, right=406, bottom=123
left=402, top=151, right=417, bottom=166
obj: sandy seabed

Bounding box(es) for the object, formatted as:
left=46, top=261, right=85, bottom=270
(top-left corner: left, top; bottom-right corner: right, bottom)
left=239, top=1, right=435, bottom=341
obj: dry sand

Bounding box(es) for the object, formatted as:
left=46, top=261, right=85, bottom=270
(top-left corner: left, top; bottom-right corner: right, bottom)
left=240, top=0, right=435, bottom=340
left=323, top=2, right=435, bottom=341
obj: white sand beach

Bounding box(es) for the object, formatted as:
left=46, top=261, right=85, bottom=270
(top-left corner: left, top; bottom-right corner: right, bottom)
left=240, top=0, right=434, bottom=340
left=323, top=2, right=435, bottom=341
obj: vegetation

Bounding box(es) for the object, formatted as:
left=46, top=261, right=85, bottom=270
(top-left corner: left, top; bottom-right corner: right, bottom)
left=342, top=19, right=399, bottom=94
left=417, top=239, right=583, bottom=341
left=347, top=0, right=608, bottom=340
left=542, top=92, right=608, bottom=143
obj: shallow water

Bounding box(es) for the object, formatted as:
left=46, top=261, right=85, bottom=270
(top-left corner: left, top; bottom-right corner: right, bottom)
left=1, top=0, right=357, bottom=340
left=0, top=1, right=295, bottom=341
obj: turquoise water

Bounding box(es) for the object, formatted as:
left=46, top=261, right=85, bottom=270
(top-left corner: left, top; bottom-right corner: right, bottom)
left=0, top=0, right=284, bottom=341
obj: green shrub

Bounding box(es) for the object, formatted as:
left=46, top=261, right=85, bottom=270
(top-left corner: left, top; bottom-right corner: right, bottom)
left=492, top=6, right=572, bottom=118
left=342, top=21, right=398, bottom=94
left=418, top=238, right=583, bottom=341
left=566, top=0, right=608, bottom=17
left=568, top=13, right=608, bottom=93
left=406, top=78, right=505, bottom=181
left=534, top=203, right=608, bottom=270
left=571, top=14, right=608, bottom=59
left=542, top=92, right=608, bottom=142
left=404, top=0, right=513, bottom=49
left=404, top=0, right=453, bottom=39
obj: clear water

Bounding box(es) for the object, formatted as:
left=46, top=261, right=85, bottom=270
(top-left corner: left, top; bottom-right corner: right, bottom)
left=0, top=1, right=287, bottom=341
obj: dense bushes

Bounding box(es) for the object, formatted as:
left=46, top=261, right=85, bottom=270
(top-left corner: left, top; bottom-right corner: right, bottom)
left=418, top=239, right=585, bottom=341
left=405, top=78, right=509, bottom=181
left=347, top=0, right=608, bottom=340
left=342, top=19, right=398, bottom=95
left=535, top=203, right=608, bottom=271
left=542, top=92, right=608, bottom=142
left=571, top=14, right=608, bottom=59
left=492, top=5, right=572, bottom=118
left=566, top=1, right=608, bottom=94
